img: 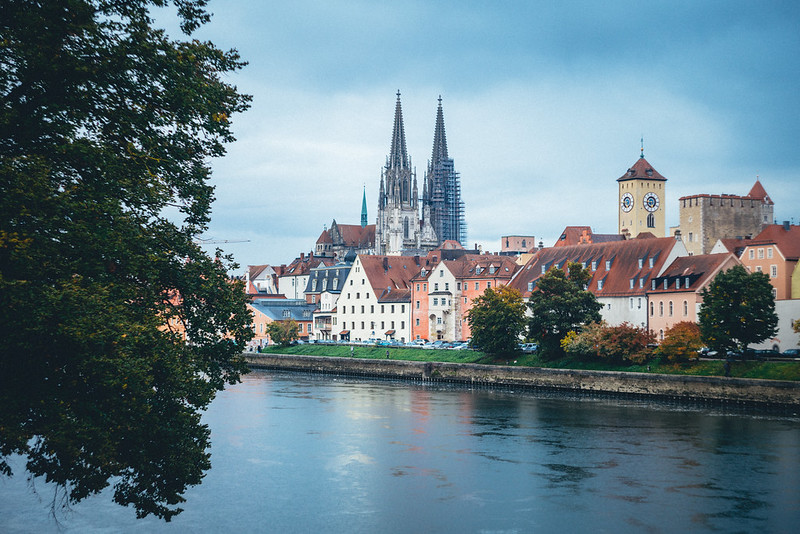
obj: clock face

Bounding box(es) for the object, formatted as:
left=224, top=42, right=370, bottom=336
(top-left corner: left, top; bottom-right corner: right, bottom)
left=643, top=192, right=660, bottom=212
left=620, top=192, right=634, bottom=212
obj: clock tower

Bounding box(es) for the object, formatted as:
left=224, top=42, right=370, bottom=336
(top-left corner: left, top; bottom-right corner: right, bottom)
left=617, top=147, right=667, bottom=237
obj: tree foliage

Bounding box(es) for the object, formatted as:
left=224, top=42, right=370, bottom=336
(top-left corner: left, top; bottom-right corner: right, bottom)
left=562, top=321, right=654, bottom=364
left=1, top=0, right=252, bottom=521
left=655, top=321, right=703, bottom=363
left=698, top=265, right=778, bottom=355
left=266, top=320, right=300, bottom=347
left=527, top=262, right=602, bottom=358
left=466, top=285, right=526, bottom=356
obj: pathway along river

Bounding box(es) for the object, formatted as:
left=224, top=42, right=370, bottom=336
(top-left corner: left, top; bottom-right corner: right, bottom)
left=1, top=370, right=799, bottom=533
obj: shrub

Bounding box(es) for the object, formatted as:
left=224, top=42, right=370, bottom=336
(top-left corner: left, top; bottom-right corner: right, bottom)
left=655, top=321, right=703, bottom=363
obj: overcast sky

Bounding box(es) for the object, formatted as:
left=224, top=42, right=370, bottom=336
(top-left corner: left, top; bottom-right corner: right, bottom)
left=161, top=1, right=800, bottom=272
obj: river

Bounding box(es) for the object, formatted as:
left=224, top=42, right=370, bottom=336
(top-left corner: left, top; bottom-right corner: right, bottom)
left=1, top=370, right=799, bottom=533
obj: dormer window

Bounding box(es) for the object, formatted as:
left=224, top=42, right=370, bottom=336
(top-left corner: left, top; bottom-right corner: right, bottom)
left=591, top=261, right=597, bottom=271
left=649, top=258, right=654, bottom=268
left=630, top=279, right=635, bottom=289
left=685, top=277, right=690, bottom=287
left=663, top=279, right=668, bottom=290
left=598, top=279, right=604, bottom=290
left=676, top=279, right=681, bottom=290
left=605, top=260, right=611, bottom=270
left=638, top=258, right=643, bottom=269
left=489, top=265, right=496, bottom=274
left=651, top=280, right=656, bottom=290
left=541, top=265, right=546, bottom=274
left=528, top=281, right=534, bottom=292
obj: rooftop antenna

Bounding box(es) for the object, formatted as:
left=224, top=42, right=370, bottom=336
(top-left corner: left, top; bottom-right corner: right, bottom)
left=640, top=136, right=644, bottom=158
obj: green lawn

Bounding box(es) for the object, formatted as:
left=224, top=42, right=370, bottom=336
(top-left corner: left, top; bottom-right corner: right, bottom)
left=256, top=345, right=800, bottom=381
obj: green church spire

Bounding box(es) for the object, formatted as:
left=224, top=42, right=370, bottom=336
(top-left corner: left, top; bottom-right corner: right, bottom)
left=361, top=185, right=368, bottom=227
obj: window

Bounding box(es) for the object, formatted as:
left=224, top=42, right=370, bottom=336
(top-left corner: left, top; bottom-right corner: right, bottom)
left=391, top=305, right=395, bottom=313
left=676, top=279, right=681, bottom=290
left=669, top=301, right=673, bottom=316
left=391, top=321, right=395, bottom=329
left=464, top=297, right=467, bottom=304
left=356, top=292, right=360, bottom=299
left=401, top=305, right=405, bottom=313
left=416, top=301, right=420, bottom=309
left=639, top=278, right=644, bottom=288
left=638, top=258, right=643, bottom=268
left=605, top=260, right=611, bottom=270
left=651, top=280, right=656, bottom=290
left=638, top=298, right=642, bottom=309
left=381, top=321, right=384, bottom=329
left=351, top=306, right=355, bottom=313
left=437, top=317, right=442, bottom=325
left=591, top=261, right=597, bottom=271
left=312, top=280, right=317, bottom=291
left=758, top=248, right=764, bottom=259
left=381, top=305, right=384, bottom=313
left=360, top=321, right=364, bottom=329
left=282, top=310, right=290, bottom=318
left=360, top=306, right=364, bottom=313
left=683, top=300, right=688, bottom=316
left=528, top=282, right=534, bottom=292
left=333, top=279, right=338, bottom=290
left=370, top=305, right=374, bottom=313
left=649, top=258, right=654, bottom=268
left=663, top=279, right=668, bottom=290
left=685, top=277, right=690, bottom=287
left=772, top=288, right=778, bottom=298
left=415, top=318, right=420, bottom=326
left=767, top=248, right=773, bottom=259
left=457, top=282, right=461, bottom=290
left=298, top=323, right=303, bottom=332
left=650, top=302, right=654, bottom=316
left=771, top=265, right=777, bottom=277
left=756, top=266, right=762, bottom=273
left=312, top=295, right=316, bottom=303
left=350, top=280, right=353, bottom=285
left=475, top=282, right=479, bottom=290
left=659, top=302, right=664, bottom=316
left=688, top=232, right=693, bottom=242
left=401, top=321, right=405, bottom=329
left=434, top=283, right=439, bottom=291
left=647, top=213, right=655, bottom=228
left=433, top=298, right=438, bottom=306
left=541, top=265, right=546, bottom=274
left=445, top=283, right=449, bottom=291
left=630, top=298, right=634, bottom=309
left=423, top=283, right=427, bottom=291
left=487, top=282, right=492, bottom=288
left=439, top=270, right=444, bottom=277
left=630, top=279, right=635, bottom=289
left=416, top=284, right=420, bottom=291
left=598, top=280, right=604, bottom=290
left=749, top=249, right=755, bottom=259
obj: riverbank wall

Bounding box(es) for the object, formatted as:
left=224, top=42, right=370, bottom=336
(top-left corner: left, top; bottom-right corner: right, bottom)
left=245, top=354, right=800, bottom=410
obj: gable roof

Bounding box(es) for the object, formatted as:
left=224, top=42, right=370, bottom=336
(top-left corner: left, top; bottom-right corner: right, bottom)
left=648, top=253, right=738, bottom=294
left=554, top=226, right=625, bottom=247
left=509, top=237, right=683, bottom=298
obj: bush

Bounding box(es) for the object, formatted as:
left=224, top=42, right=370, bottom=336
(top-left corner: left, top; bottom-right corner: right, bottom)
left=655, top=322, right=702, bottom=363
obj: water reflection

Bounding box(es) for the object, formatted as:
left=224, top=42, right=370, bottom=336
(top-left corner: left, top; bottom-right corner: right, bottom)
left=1, top=371, right=798, bottom=533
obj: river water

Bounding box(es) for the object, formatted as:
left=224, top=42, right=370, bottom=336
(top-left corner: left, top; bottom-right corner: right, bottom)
left=1, top=370, right=799, bottom=533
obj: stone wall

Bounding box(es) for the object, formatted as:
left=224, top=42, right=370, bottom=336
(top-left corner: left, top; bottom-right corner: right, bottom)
left=245, top=354, right=799, bottom=408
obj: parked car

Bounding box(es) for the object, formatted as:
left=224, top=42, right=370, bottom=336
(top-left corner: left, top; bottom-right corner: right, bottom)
left=753, top=348, right=780, bottom=360
left=781, top=348, right=799, bottom=358
left=520, top=343, right=538, bottom=353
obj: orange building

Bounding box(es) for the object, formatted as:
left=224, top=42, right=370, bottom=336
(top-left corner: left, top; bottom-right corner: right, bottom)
left=738, top=223, right=800, bottom=300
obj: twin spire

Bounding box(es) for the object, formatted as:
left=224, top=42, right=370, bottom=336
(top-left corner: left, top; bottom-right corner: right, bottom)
left=388, top=91, right=410, bottom=170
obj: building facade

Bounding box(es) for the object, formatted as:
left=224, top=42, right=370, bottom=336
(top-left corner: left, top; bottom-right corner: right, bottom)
left=677, top=179, right=774, bottom=255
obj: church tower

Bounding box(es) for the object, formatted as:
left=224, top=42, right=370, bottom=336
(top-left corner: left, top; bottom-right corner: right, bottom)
left=360, top=185, right=368, bottom=228
left=423, top=96, right=466, bottom=246
left=617, top=144, right=667, bottom=237
left=377, top=92, right=425, bottom=255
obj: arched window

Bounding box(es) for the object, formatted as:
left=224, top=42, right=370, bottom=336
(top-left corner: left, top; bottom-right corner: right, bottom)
left=404, top=217, right=409, bottom=238
left=659, top=302, right=664, bottom=316
left=669, top=301, right=673, bottom=316
left=683, top=300, right=688, bottom=316
left=647, top=213, right=655, bottom=228
left=650, top=301, right=654, bottom=316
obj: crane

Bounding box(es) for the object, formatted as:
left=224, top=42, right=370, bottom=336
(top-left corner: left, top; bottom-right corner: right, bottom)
left=195, top=239, right=250, bottom=244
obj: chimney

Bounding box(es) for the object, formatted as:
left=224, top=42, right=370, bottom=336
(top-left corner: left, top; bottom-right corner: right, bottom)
left=538, top=241, right=544, bottom=250
left=784, top=221, right=791, bottom=231
left=383, top=257, right=389, bottom=272
left=674, top=229, right=682, bottom=240
left=300, top=252, right=304, bottom=260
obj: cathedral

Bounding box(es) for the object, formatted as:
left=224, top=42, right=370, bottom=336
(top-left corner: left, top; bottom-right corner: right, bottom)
left=376, top=92, right=466, bottom=255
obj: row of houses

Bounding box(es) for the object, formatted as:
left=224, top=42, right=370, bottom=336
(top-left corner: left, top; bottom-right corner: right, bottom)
left=244, top=223, right=800, bottom=351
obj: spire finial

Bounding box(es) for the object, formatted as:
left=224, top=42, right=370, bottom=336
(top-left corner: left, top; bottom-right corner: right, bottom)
left=396, top=90, right=401, bottom=99
left=640, top=136, right=644, bottom=158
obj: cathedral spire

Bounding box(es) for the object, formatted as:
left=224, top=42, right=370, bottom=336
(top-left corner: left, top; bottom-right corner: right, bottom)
left=389, top=91, right=410, bottom=170
left=361, top=185, right=368, bottom=227
left=431, top=95, right=449, bottom=164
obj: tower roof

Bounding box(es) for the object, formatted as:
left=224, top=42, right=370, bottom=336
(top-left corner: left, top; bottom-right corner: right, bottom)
left=430, top=95, right=449, bottom=164
left=746, top=179, right=773, bottom=204
left=388, top=91, right=410, bottom=169
left=361, top=185, right=368, bottom=227
left=617, top=156, right=666, bottom=182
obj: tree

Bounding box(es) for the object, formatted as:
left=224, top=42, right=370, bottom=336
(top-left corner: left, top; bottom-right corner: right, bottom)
left=655, top=321, right=703, bottom=363
left=1, top=1, right=252, bottom=521
left=699, top=265, right=778, bottom=356
left=562, top=321, right=655, bottom=364
left=527, top=262, right=602, bottom=358
left=466, top=285, right=526, bottom=356
left=266, top=320, right=300, bottom=347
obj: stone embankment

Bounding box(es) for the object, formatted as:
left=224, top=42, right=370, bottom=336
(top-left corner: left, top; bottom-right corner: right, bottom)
left=244, top=354, right=800, bottom=410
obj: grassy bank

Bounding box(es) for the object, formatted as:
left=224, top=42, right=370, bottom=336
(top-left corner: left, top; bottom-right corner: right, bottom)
left=256, top=345, right=800, bottom=381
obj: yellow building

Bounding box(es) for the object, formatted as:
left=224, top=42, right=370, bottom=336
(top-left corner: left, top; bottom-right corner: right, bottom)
left=617, top=151, right=667, bottom=238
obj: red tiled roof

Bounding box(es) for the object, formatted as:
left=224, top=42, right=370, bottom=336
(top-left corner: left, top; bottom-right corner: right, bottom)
left=647, top=253, right=738, bottom=294
left=336, top=224, right=376, bottom=248
left=554, top=226, right=625, bottom=247
left=617, top=157, right=666, bottom=182
left=359, top=255, right=421, bottom=299
left=748, top=224, right=800, bottom=260
left=509, top=237, right=682, bottom=298
left=746, top=179, right=773, bottom=204
left=316, top=230, right=332, bottom=244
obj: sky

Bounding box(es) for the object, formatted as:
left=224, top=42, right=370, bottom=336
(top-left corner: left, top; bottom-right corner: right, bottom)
left=157, top=1, right=800, bottom=273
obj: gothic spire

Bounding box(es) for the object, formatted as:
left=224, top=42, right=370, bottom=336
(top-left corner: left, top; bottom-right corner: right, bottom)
left=431, top=95, right=448, bottom=164
left=360, top=185, right=368, bottom=227
left=388, top=91, right=410, bottom=169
